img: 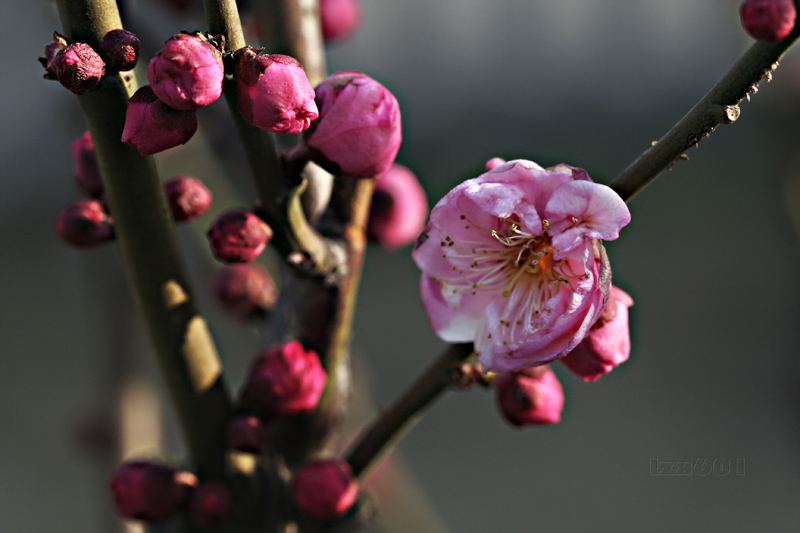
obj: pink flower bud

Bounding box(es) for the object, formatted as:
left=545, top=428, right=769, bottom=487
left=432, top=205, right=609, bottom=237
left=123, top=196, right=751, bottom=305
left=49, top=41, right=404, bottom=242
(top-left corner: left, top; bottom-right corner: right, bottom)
left=236, top=54, right=319, bottom=134
left=54, top=42, right=105, bottom=95
left=485, top=157, right=506, bottom=171
left=109, top=461, right=185, bottom=522
left=494, top=366, right=564, bottom=427
left=188, top=481, right=232, bottom=527
left=239, top=341, right=327, bottom=418
left=206, top=208, right=272, bottom=263
left=100, top=29, right=140, bottom=72
left=292, top=459, right=358, bottom=521
left=368, top=164, right=428, bottom=250
left=72, top=131, right=104, bottom=197
left=304, top=71, right=402, bottom=178
left=320, top=0, right=363, bottom=42
left=740, top=0, right=796, bottom=42
left=148, top=34, right=225, bottom=110
left=561, top=286, right=633, bottom=381
left=226, top=414, right=269, bottom=453
left=122, top=85, right=198, bottom=155
left=39, top=32, right=69, bottom=80
left=212, top=264, right=278, bottom=319
left=163, top=175, right=212, bottom=222
left=56, top=199, right=114, bottom=248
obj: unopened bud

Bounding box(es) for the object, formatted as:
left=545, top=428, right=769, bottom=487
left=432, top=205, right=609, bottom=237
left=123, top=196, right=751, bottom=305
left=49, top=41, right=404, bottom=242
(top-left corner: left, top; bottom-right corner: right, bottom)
left=320, top=0, right=363, bottom=43
left=122, top=85, right=198, bottom=155
left=188, top=481, right=232, bottom=527
left=109, top=461, right=185, bottom=523
left=368, top=164, right=428, bottom=249
left=740, top=0, right=796, bottom=42
left=212, top=264, right=277, bottom=319
left=206, top=208, right=272, bottom=263
left=56, top=199, right=113, bottom=248
left=163, top=175, right=212, bottom=222
left=226, top=414, right=269, bottom=454
left=292, top=459, right=358, bottom=521
left=494, top=366, right=564, bottom=427
left=101, top=29, right=140, bottom=72
left=54, top=42, right=105, bottom=95
left=72, top=131, right=104, bottom=197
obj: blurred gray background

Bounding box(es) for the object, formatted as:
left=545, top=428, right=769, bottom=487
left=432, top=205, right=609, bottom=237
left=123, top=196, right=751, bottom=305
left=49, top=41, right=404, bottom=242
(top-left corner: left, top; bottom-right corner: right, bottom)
left=4, top=0, right=800, bottom=531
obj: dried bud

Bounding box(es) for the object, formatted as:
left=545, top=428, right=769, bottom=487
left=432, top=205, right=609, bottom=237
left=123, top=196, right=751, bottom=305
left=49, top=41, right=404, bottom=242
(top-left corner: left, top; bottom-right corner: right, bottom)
left=740, top=0, right=796, bottom=42
left=163, top=175, right=212, bottom=222
left=212, top=264, right=277, bottom=319
left=188, top=481, right=232, bottom=527
left=122, top=85, right=198, bottom=156
left=226, top=414, right=269, bottom=453
left=368, top=164, right=428, bottom=249
left=40, top=32, right=69, bottom=80
left=304, top=71, right=401, bottom=178
left=101, top=29, right=140, bottom=72
left=561, top=286, right=633, bottom=381
left=148, top=34, right=225, bottom=110
left=207, top=208, right=272, bottom=263
left=54, top=42, right=105, bottom=95
left=56, top=199, right=113, bottom=248
left=237, top=54, right=319, bottom=134
left=72, top=131, right=104, bottom=197
left=494, top=366, right=564, bottom=427
left=292, top=459, right=359, bottom=521
left=239, top=341, right=328, bottom=418
left=320, top=0, right=363, bottom=42
left=109, top=461, right=185, bottom=522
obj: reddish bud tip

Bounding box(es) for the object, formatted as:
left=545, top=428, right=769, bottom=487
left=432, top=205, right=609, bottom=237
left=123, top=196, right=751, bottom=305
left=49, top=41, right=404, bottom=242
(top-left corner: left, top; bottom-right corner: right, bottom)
left=494, top=366, right=564, bottom=427
left=72, top=131, right=104, bottom=197
left=239, top=341, right=327, bottom=419
left=109, top=461, right=185, bottom=523
left=292, top=459, right=358, bottom=521
left=368, top=164, right=428, bottom=250
left=56, top=199, right=113, bottom=248
left=740, top=0, right=796, bottom=42
left=304, top=71, right=402, bottom=178
left=148, top=34, right=224, bottom=110
left=212, top=264, right=277, bottom=320
left=122, top=85, right=198, bottom=156
left=163, top=175, right=212, bottom=222
left=188, top=481, right=232, bottom=527
left=237, top=54, right=319, bottom=134
left=320, top=0, right=363, bottom=42
left=101, top=29, right=140, bottom=72
left=206, top=208, right=272, bottom=263
left=54, top=42, right=105, bottom=95
left=226, top=414, right=269, bottom=453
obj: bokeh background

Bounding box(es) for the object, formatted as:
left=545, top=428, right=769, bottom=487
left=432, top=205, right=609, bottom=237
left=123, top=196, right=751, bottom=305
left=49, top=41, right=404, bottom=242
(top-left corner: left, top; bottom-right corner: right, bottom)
left=3, top=0, right=800, bottom=531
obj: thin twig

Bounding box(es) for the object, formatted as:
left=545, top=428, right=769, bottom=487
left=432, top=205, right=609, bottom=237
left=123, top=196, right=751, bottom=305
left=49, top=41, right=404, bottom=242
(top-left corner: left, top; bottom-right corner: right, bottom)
left=610, top=24, right=800, bottom=202
left=56, top=0, right=232, bottom=478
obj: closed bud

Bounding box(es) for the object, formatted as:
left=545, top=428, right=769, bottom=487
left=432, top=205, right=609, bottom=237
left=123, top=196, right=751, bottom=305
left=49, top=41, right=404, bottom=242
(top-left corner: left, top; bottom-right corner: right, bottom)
left=122, top=85, right=198, bottom=156
left=237, top=54, right=319, bottom=134
left=368, top=164, right=428, bottom=249
left=561, top=286, right=633, bottom=381
left=292, top=459, right=358, bottom=521
left=101, top=29, right=140, bottom=72
left=494, top=366, right=564, bottom=427
left=207, top=208, right=272, bottom=263
left=239, top=341, right=327, bottom=418
left=56, top=199, right=113, bottom=248
left=320, top=0, right=363, bottom=43
left=148, top=33, right=225, bottom=110
left=212, top=264, right=277, bottom=319
left=188, top=481, right=232, bottom=527
left=163, top=175, right=212, bottom=222
left=109, top=461, right=185, bottom=523
left=54, top=42, right=105, bottom=95
left=72, top=131, right=104, bottom=197
left=740, top=0, right=796, bottom=42
left=304, top=71, right=401, bottom=178
left=226, top=414, right=269, bottom=454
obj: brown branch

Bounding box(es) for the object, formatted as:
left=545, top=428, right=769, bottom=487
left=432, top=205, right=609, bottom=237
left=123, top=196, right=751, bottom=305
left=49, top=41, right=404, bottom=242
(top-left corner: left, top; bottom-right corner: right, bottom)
left=610, top=25, right=800, bottom=202
left=56, top=0, right=232, bottom=478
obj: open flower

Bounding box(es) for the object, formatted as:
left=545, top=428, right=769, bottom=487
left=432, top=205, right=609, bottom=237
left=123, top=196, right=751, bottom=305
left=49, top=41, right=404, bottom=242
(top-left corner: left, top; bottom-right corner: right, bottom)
left=412, top=160, right=630, bottom=372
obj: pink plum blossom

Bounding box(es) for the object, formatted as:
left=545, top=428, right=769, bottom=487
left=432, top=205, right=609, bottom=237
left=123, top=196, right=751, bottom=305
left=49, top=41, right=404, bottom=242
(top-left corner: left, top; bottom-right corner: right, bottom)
left=412, top=160, right=630, bottom=372
left=122, top=85, right=198, bottom=155
left=561, top=285, right=633, bottom=381
left=147, top=34, right=224, bottom=110
left=303, top=71, right=401, bottom=178
left=236, top=54, right=319, bottom=134
left=320, top=0, right=363, bottom=43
